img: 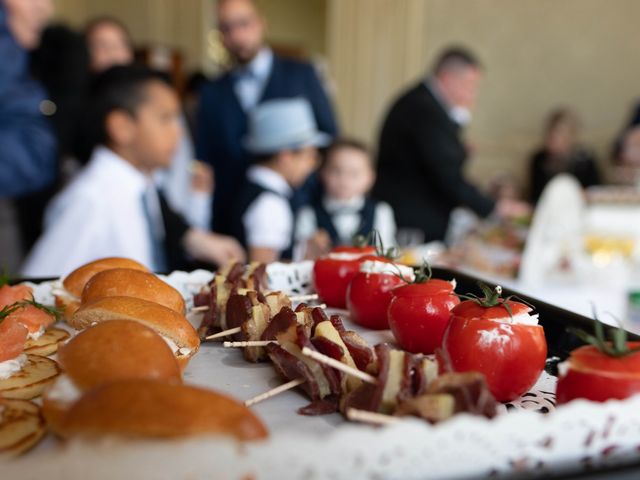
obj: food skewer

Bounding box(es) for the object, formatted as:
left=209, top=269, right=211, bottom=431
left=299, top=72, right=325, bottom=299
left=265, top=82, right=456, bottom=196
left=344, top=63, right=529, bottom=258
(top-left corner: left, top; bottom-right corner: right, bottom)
left=244, top=378, right=306, bottom=407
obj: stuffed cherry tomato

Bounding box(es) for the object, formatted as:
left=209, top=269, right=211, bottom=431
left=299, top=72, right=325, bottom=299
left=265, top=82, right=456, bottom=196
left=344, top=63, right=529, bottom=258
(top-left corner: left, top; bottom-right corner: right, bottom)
left=556, top=321, right=640, bottom=404
left=313, top=246, right=376, bottom=309
left=440, top=286, right=547, bottom=402
left=388, top=273, right=459, bottom=354
left=347, top=257, right=413, bottom=330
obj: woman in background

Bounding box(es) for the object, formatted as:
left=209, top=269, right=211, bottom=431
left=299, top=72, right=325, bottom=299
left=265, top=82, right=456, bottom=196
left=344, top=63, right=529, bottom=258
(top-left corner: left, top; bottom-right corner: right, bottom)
left=529, top=108, right=600, bottom=203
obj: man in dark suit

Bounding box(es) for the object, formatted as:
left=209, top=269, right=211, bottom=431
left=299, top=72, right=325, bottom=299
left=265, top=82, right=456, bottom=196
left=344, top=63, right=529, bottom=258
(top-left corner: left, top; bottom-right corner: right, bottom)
left=374, top=47, right=528, bottom=243
left=196, top=0, right=338, bottom=235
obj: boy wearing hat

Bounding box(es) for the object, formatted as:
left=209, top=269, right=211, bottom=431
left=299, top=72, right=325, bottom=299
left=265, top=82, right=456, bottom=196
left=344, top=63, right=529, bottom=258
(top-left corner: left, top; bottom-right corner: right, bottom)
left=231, top=97, right=328, bottom=263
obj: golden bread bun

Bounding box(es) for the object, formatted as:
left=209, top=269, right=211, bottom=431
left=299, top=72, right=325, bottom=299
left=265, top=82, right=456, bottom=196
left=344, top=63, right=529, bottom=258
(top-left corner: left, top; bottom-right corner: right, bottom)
left=23, top=328, right=70, bottom=357
left=81, top=268, right=185, bottom=314
left=59, top=320, right=181, bottom=390
left=72, top=297, right=199, bottom=368
left=59, top=380, right=268, bottom=441
left=63, top=257, right=149, bottom=298
left=0, top=355, right=60, bottom=400
left=0, top=398, right=46, bottom=457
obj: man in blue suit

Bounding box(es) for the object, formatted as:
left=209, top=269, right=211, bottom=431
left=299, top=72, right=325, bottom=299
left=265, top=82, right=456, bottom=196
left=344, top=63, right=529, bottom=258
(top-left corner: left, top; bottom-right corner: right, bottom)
left=196, top=0, right=338, bottom=235
left=0, top=0, right=56, bottom=199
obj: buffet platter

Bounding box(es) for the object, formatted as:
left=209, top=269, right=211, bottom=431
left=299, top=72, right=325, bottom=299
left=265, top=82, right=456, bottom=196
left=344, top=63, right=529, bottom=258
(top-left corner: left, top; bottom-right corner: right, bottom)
left=2, top=262, right=640, bottom=480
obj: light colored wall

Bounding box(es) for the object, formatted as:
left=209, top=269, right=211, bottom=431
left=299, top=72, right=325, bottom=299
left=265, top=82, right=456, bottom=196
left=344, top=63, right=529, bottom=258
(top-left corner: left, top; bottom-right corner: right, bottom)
left=328, top=0, right=640, bottom=192
left=258, top=0, right=326, bottom=56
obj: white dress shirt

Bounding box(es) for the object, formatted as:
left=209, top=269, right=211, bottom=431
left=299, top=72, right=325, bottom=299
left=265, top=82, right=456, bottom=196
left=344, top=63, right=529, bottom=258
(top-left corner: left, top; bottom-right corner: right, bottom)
left=233, top=48, right=274, bottom=112
left=21, top=147, right=160, bottom=277
left=294, top=195, right=397, bottom=260
left=243, top=165, right=293, bottom=251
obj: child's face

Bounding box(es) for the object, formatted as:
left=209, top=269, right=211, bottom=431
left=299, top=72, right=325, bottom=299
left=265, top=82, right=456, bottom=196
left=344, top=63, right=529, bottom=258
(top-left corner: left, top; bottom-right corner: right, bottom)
left=129, top=81, right=182, bottom=172
left=321, top=147, right=374, bottom=201
left=279, top=146, right=319, bottom=188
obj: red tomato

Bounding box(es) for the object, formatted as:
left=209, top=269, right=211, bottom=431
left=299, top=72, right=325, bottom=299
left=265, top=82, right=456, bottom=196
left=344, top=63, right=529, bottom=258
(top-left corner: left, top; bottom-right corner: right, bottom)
left=388, top=280, right=460, bottom=354
left=440, top=299, right=547, bottom=402
left=347, top=259, right=407, bottom=330
left=313, top=247, right=375, bottom=308
left=556, top=343, right=640, bottom=403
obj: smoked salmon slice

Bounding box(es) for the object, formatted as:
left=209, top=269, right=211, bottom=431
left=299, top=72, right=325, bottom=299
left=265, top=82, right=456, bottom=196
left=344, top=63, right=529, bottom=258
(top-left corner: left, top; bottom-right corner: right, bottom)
left=0, top=285, right=32, bottom=308
left=0, top=318, right=28, bottom=362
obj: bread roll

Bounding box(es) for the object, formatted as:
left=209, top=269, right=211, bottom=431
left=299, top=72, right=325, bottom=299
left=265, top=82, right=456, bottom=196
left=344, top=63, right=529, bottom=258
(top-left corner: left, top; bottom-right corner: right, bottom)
left=56, top=258, right=149, bottom=322
left=59, top=380, right=268, bottom=441
left=63, top=257, right=149, bottom=298
left=80, top=268, right=185, bottom=315
left=72, top=296, right=199, bottom=369
left=43, top=320, right=182, bottom=434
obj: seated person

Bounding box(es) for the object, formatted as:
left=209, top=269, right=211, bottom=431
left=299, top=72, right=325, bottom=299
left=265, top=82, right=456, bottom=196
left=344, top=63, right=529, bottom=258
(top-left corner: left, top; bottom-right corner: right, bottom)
left=230, top=98, right=327, bottom=263
left=529, top=108, right=600, bottom=203
left=295, top=138, right=397, bottom=259
left=612, top=100, right=640, bottom=165
left=21, top=65, right=244, bottom=277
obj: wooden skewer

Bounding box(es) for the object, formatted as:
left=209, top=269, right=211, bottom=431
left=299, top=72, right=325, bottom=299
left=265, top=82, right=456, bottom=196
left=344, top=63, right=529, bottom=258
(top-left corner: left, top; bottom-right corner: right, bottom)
left=223, top=340, right=277, bottom=348
left=300, top=347, right=378, bottom=384
left=346, top=408, right=400, bottom=426
left=204, top=327, right=241, bottom=341
left=244, top=378, right=306, bottom=407
left=289, top=293, right=319, bottom=302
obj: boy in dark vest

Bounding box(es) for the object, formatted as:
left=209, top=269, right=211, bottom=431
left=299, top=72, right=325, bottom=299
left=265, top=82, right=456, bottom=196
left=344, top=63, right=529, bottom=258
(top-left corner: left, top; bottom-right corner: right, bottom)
left=231, top=98, right=328, bottom=263
left=295, top=138, right=397, bottom=259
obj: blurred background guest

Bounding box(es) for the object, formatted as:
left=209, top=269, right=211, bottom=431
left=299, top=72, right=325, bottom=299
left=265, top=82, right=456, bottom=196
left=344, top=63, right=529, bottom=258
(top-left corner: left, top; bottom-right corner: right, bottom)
left=85, top=15, right=133, bottom=74
left=295, top=138, right=396, bottom=260
left=529, top=108, right=600, bottom=203
left=230, top=98, right=326, bottom=263
left=0, top=0, right=56, bottom=272
left=22, top=66, right=244, bottom=277
left=374, top=46, right=529, bottom=244
left=197, top=0, right=339, bottom=236
left=80, top=16, right=214, bottom=230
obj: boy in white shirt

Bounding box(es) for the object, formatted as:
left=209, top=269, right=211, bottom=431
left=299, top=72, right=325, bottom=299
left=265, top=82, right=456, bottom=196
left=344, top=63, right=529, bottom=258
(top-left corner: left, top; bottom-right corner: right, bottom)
left=230, top=98, right=328, bottom=263
left=295, top=138, right=397, bottom=259
left=22, top=66, right=244, bottom=277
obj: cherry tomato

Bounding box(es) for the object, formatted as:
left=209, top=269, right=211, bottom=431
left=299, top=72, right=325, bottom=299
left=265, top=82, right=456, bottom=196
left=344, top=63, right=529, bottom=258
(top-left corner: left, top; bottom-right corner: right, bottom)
left=347, top=258, right=407, bottom=330
left=388, top=280, right=460, bottom=354
left=556, top=343, right=640, bottom=404
left=440, top=299, right=547, bottom=402
left=313, top=247, right=375, bottom=309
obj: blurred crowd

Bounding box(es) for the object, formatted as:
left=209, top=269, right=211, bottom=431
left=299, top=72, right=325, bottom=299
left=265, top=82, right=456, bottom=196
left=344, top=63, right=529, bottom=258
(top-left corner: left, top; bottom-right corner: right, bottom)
left=0, top=0, right=637, bottom=277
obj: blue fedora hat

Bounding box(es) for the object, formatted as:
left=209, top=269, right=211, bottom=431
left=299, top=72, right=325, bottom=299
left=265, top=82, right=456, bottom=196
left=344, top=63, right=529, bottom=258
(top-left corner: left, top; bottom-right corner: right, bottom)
left=243, top=97, right=331, bottom=155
